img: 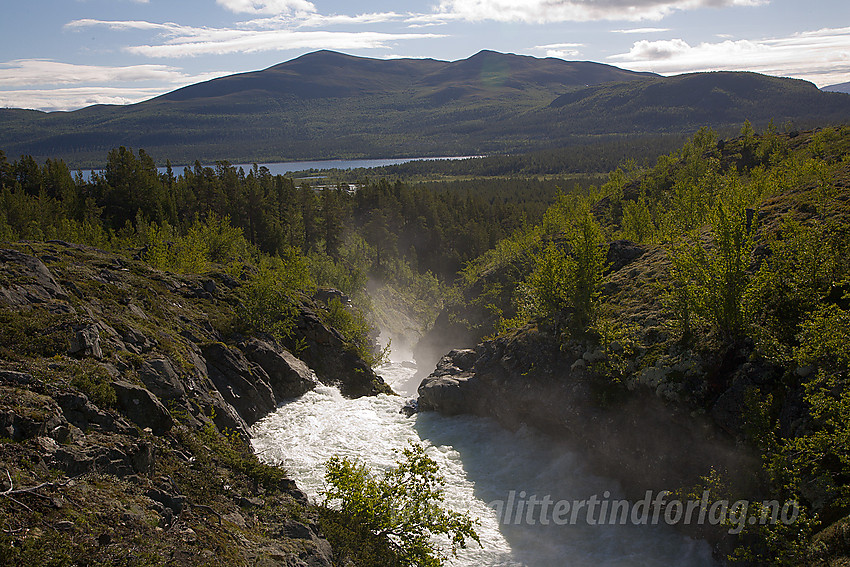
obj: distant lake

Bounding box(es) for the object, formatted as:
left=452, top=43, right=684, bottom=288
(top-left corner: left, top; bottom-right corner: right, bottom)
left=77, top=156, right=478, bottom=181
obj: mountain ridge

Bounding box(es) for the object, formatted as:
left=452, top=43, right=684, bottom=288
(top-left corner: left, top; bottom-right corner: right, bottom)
left=1, top=50, right=849, bottom=167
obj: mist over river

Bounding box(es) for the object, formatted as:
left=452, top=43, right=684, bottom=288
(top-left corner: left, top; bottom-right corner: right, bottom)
left=251, top=362, right=717, bottom=566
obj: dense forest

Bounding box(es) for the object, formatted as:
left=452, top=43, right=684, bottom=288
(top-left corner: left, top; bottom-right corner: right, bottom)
left=0, top=146, right=609, bottom=291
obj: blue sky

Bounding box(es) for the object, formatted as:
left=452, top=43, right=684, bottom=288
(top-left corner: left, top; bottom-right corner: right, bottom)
left=1, top=0, right=848, bottom=111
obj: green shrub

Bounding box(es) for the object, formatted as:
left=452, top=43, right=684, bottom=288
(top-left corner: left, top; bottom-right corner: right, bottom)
left=668, top=201, right=754, bottom=342
left=320, top=298, right=388, bottom=366
left=526, top=211, right=606, bottom=333
left=322, top=443, right=479, bottom=567
left=0, top=308, right=70, bottom=360
left=238, top=251, right=314, bottom=342
left=71, top=361, right=117, bottom=408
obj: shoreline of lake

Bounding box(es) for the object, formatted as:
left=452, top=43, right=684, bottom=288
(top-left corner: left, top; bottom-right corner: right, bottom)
left=77, top=155, right=482, bottom=181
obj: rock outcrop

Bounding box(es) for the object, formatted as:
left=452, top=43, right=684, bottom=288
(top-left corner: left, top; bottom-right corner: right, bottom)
left=418, top=330, right=761, bottom=511
left=291, top=305, right=392, bottom=398
left=0, top=242, right=382, bottom=565
left=240, top=337, right=318, bottom=401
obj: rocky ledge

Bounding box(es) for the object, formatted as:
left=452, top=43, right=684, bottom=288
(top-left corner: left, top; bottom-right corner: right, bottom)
left=0, top=241, right=391, bottom=565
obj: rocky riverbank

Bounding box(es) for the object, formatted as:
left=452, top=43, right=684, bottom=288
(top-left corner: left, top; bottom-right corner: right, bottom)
left=0, top=241, right=390, bottom=565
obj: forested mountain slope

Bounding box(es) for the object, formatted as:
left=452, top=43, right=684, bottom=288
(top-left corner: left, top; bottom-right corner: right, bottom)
left=1, top=50, right=848, bottom=167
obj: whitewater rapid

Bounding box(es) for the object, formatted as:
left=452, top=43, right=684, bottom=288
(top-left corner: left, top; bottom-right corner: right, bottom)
left=251, top=362, right=717, bottom=566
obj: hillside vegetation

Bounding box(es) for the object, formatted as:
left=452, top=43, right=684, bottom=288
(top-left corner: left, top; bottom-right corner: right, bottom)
left=422, top=123, right=850, bottom=564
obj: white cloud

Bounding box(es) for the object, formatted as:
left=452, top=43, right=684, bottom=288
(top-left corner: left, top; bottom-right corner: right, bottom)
left=433, top=0, right=766, bottom=23
left=68, top=18, right=444, bottom=58
left=0, top=59, right=212, bottom=87
left=608, top=26, right=850, bottom=86
left=215, top=0, right=316, bottom=15
left=128, top=30, right=443, bottom=58
left=0, top=87, right=169, bottom=112
left=239, top=11, right=406, bottom=29
left=533, top=42, right=584, bottom=58
left=0, top=60, right=229, bottom=111
left=611, top=27, right=671, bottom=33
left=66, top=19, right=162, bottom=31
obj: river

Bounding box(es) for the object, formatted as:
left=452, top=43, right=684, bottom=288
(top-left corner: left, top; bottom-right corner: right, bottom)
left=250, top=362, right=717, bottom=566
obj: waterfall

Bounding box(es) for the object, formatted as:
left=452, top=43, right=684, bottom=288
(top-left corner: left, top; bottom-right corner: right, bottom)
left=251, top=362, right=717, bottom=566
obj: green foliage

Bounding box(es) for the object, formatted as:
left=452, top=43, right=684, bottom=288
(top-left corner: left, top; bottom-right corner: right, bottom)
left=590, top=318, right=640, bottom=380
left=238, top=252, right=313, bottom=342
left=784, top=306, right=850, bottom=509
left=526, top=209, right=607, bottom=333
left=320, top=298, right=388, bottom=367
left=307, top=252, right=367, bottom=298
left=668, top=201, right=754, bottom=341
left=620, top=195, right=655, bottom=243
left=322, top=443, right=479, bottom=566
left=317, top=507, right=406, bottom=566
left=526, top=243, right=574, bottom=331
left=197, top=419, right=290, bottom=488
left=140, top=213, right=254, bottom=275
left=71, top=361, right=118, bottom=409
left=743, top=218, right=843, bottom=361
left=0, top=308, right=70, bottom=360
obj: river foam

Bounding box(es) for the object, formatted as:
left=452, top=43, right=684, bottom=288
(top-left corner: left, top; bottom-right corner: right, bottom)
left=251, top=362, right=717, bottom=566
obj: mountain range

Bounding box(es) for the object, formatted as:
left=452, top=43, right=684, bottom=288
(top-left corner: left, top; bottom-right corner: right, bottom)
left=823, top=81, right=850, bottom=94
left=1, top=50, right=849, bottom=167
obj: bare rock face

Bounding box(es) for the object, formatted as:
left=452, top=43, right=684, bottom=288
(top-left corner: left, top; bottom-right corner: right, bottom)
left=69, top=324, right=103, bottom=359
left=138, top=358, right=186, bottom=401
left=0, top=248, right=70, bottom=307
left=291, top=305, right=392, bottom=398
left=417, top=349, right=481, bottom=415
left=201, top=342, right=277, bottom=426
left=239, top=338, right=317, bottom=401
left=111, top=381, right=174, bottom=435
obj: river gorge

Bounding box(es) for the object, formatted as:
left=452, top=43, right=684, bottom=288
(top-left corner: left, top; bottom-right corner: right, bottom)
left=251, top=361, right=718, bottom=566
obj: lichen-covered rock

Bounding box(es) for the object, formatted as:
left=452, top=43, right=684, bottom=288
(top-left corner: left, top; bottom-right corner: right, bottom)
left=111, top=381, right=174, bottom=435
left=0, top=248, right=70, bottom=307
left=138, top=357, right=186, bottom=401
left=68, top=324, right=103, bottom=359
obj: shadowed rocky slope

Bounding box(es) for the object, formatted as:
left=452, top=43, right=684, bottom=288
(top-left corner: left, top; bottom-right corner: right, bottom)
left=0, top=241, right=390, bottom=565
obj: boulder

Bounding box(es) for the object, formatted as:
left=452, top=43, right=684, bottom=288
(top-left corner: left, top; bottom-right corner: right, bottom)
left=138, top=358, right=186, bottom=401
left=239, top=338, right=316, bottom=401
left=69, top=325, right=103, bottom=359
left=201, top=342, right=275, bottom=425
left=417, top=374, right=478, bottom=415
left=57, top=391, right=133, bottom=434
left=605, top=239, right=648, bottom=273
left=52, top=440, right=154, bottom=477
left=111, top=381, right=174, bottom=435
left=0, top=409, right=42, bottom=441
left=0, top=370, right=35, bottom=385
